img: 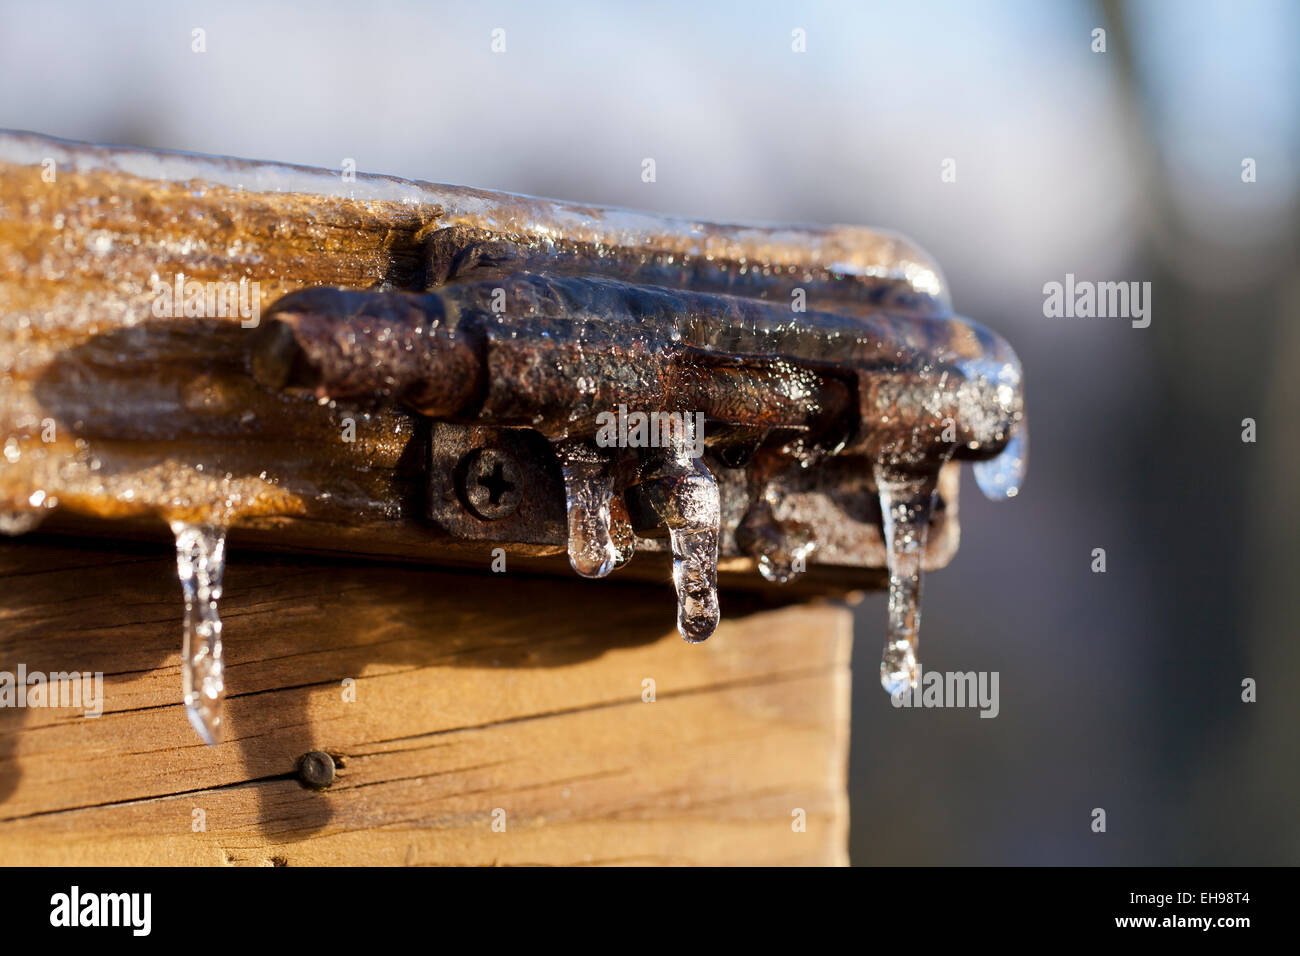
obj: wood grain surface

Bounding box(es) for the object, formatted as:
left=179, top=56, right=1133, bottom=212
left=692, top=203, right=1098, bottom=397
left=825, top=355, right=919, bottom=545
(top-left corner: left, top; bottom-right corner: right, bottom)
left=0, top=535, right=851, bottom=865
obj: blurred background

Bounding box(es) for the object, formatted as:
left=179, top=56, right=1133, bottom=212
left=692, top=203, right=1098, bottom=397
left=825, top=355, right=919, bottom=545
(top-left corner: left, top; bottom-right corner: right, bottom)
left=2, top=0, right=1295, bottom=863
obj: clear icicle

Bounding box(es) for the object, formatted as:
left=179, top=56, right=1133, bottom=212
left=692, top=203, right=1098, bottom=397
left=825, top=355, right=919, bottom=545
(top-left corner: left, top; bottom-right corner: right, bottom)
left=974, top=420, right=1028, bottom=501
left=172, top=521, right=229, bottom=745
left=557, top=441, right=620, bottom=578
left=874, top=467, right=938, bottom=696
left=648, top=441, right=721, bottom=643
left=669, top=515, right=720, bottom=643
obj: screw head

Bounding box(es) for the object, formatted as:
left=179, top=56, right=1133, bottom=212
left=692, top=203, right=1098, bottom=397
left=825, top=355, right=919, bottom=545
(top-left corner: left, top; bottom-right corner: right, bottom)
left=296, top=750, right=336, bottom=789
left=457, top=447, right=523, bottom=520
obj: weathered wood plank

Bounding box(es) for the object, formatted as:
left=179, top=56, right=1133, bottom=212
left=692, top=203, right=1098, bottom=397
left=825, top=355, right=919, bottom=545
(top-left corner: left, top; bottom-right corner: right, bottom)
left=0, top=536, right=850, bottom=865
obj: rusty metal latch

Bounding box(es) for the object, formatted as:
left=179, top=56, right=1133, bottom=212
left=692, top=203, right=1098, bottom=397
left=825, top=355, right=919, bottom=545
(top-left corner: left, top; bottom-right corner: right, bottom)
left=248, top=226, right=1027, bottom=685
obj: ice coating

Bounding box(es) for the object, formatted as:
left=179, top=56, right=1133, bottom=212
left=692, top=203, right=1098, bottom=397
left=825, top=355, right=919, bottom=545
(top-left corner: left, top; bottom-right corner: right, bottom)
left=952, top=349, right=1027, bottom=488
left=172, top=522, right=228, bottom=745
left=974, top=421, right=1028, bottom=500
left=1, top=131, right=951, bottom=312
left=556, top=441, right=619, bottom=578
left=875, top=468, right=937, bottom=695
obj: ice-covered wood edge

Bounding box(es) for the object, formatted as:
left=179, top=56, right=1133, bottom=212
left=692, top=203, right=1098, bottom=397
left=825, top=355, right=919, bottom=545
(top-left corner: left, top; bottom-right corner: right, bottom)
left=0, top=130, right=950, bottom=295
left=0, top=130, right=957, bottom=590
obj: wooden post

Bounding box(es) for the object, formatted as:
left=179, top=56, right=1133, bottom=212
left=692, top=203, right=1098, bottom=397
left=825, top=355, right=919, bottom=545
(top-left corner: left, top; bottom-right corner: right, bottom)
left=0, top=133, right=854, bottom=865
left=0, top=538, right=850, bottom=865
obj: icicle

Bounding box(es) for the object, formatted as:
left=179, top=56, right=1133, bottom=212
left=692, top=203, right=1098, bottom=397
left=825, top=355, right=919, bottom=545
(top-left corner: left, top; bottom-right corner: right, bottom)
left=874, top=467, right=938, bottom=696
left=643, top=439, right=721, bottom=643
left=556, top=441, right=620, bottom=578
left=171, top=521, right=229, bottom=745
left=974, top=420, right=1028, bottom=501
left=737, top=496, right=816, bottom=584
left=668, top=496, right=720, bottom=643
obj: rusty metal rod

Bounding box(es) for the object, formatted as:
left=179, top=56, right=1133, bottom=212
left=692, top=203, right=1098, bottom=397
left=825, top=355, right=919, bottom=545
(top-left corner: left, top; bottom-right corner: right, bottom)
left=250, top=274, right=1022, bottom=467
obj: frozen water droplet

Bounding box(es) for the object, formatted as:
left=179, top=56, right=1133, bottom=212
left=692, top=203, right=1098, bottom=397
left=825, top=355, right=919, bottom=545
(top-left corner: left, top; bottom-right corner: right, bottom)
left=737, top=497, right=816, bottom=584
left=974, top=421, right=1028, bottom=500
left=645, top=440, right=721, bottom=643
left=758, top=540, right=815, bottom=584
left=874, top=467, right=937, bottom=696
left=557, top=441, right=618, bottom=578
left=0, top=510, right=43, bottom=536
left=171, top=521, right=228, bottom=745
